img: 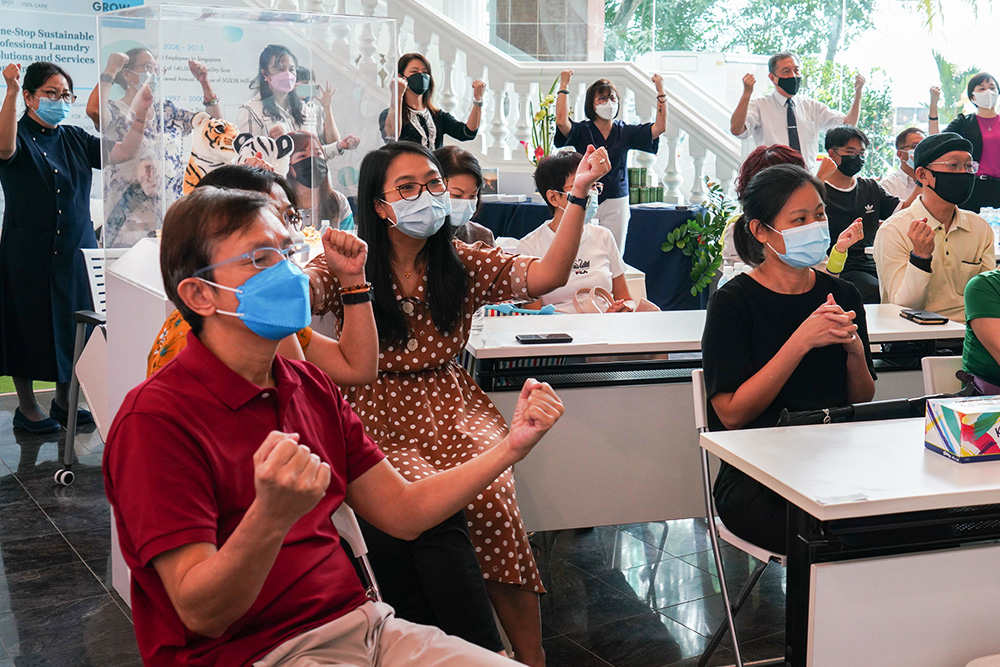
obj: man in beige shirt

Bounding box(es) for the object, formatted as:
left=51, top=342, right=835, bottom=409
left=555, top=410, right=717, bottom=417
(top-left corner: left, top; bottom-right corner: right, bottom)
left=874, top=132, right=996, bottom=322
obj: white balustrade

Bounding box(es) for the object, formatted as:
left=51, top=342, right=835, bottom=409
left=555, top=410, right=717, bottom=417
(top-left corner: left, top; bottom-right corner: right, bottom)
left=243, top=0, right=744, bottom=204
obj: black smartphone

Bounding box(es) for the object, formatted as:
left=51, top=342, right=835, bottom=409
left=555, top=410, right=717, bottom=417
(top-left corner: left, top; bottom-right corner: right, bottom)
left=515, top=333, right=574, bottom=344
left=899, top=309, right=949, bottom=325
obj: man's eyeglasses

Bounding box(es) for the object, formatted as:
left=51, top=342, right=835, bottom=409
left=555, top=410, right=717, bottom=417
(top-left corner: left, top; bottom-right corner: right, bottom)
left=382, top=178, right=448, bottom=201
left=33, top=90, right=77, bottom=104
left=926, top=160, right=979, bottom=174
left=191, top=242, right=310, bottom=278
left=561, top=182, right=603, bottom=197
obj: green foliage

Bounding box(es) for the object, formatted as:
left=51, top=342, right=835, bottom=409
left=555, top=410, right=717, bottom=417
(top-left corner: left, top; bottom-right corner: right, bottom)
left=519, top=75, right=561, bottom=167
left=720, top=0, right=876, bottom=60
left=604, top=0, right=722, bottom=61
left=660, top=180, right=736, bottom=295
left=932, top=51, right=980, bottom=126
left=800, top=57, right=895, bottom=178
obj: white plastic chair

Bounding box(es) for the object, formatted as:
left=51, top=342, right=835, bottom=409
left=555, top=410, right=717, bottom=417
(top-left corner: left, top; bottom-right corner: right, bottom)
left=332, top=503, right=381, bottom=602
left=692, top=369, right=785, bottom=667
left=921, top=355, right=964, bottom=395
left=967, top=656, right=1000, bottom=667
left=55, top=248, right=128, bottom=486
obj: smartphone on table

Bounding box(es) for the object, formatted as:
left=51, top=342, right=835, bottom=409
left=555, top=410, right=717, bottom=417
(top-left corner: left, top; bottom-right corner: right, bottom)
left=899, top=309, right=949, bottom=325
left=515, top=333, right=574, bottom=344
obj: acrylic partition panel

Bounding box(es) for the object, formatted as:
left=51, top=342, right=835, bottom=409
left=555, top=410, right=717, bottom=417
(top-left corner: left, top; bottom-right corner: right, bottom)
left=97, top=4, right=397, bottom=248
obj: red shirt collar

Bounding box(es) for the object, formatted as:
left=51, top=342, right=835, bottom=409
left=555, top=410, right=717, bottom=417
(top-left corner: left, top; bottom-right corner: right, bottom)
left=176, top=331, right=302, bottom=410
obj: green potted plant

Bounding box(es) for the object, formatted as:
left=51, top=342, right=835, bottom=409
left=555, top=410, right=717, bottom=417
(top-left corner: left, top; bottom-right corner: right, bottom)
left=660, top=179, right=736, bottom=297
left=519, top=75, right=561, bottom=166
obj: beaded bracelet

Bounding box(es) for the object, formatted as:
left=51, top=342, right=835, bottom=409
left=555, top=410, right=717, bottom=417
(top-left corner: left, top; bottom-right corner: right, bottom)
left=339, top=282, right=372, bottom=294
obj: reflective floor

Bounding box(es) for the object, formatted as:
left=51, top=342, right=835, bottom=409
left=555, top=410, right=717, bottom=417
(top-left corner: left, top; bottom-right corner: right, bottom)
left=0, top=392, right=784, bottom=666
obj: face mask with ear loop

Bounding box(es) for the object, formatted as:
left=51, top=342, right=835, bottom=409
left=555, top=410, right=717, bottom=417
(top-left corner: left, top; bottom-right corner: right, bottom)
left=764, top=221, right=830, bottom=268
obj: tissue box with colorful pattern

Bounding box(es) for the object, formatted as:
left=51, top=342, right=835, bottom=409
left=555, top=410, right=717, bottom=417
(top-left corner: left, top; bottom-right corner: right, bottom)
left=925, top=396, right=1000, bottom=463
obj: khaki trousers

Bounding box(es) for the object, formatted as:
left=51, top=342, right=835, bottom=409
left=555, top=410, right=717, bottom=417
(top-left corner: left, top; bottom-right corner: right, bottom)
left=253, top=601, right=512, bottom=667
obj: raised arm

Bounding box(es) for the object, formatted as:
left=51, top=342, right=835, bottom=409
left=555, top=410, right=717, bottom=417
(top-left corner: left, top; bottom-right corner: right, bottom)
left=465, top=79, right=485, bottom=133
left=524, top=145, right=611, bottom=296
left=844, top=73, right=865, bottom=127
left=555, top=69, right=573, bottom=136
left=151, top=431, right=330, bottom=638
left=0, top=64, right=20, bottom=161
left=87, top=52, right=128, bottom=130
left=347, top=379, right=563, bottom=539
left=651, top=74, right=667, bottom=139
left=316, top=82, right=341, bottom=144
left=188, top=59, right=221, bottom=119
left=730, top=73, right=755, bottom=136
left=382, top=75, right=407, bottom=141
left=107, top=84, right=153, bottom=165
left=300, top=229, right=378, bottom=386
left=929, top=86, right=941, bottom=135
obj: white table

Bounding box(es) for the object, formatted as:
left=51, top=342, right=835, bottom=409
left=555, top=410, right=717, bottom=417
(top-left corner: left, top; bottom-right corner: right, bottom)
left=466, top=305, right=965, bottom=533
left=700, top=418, right=1000, bottom=666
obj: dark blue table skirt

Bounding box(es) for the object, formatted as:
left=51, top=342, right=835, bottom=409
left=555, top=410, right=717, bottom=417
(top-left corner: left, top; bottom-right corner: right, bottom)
left=477, top=200, right=704, bottom=311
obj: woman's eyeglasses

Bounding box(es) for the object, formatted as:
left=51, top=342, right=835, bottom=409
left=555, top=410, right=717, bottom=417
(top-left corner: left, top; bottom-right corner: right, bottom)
left=382, top=178, right=448, bottom=202
left=33, top=90, right=77, bottom=104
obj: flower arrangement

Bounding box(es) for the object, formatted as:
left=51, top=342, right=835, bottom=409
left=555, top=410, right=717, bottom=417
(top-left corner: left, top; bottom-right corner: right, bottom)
left=660, top=179, right=736, bottom=296
left=520, top=75, right=561, bottom=166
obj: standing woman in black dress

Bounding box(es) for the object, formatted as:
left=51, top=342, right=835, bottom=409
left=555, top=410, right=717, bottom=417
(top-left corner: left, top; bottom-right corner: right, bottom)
left=0, top=61, right=150, bottom=432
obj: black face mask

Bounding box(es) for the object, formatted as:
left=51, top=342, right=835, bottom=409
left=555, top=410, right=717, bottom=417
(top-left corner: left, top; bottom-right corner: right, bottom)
left=927, top=170, right=975, bottom=205
left=406, top=72, right=431, bottom=96
left=837, top=154, right=864, bottom=178
left=777, top=76, right=801, bottom=96
left=290, top=156, right=328, bottom=189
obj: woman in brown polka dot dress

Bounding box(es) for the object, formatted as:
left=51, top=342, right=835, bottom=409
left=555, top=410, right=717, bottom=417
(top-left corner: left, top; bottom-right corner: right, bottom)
left=307, top=141, right=610, bottom=665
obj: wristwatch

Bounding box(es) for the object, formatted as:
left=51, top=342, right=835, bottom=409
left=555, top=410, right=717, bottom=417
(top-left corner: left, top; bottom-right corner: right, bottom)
left=100, top=73, right=114, bottom=84
left=566, top=193, right=589, bottom=209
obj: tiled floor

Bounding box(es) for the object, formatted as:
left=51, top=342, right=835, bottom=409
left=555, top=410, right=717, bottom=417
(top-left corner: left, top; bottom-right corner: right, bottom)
left=0, top=391, right=785, bottom=666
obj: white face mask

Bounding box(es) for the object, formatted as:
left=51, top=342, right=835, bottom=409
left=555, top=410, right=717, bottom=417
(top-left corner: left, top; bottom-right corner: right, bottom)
left=974, top=89, right=999, bottom=110
left=448, top=198, right=476, bottom=226
left=595, top=100, right=618, bottom=121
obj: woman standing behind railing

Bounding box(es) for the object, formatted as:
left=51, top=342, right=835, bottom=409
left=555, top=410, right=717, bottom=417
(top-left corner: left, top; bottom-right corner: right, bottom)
left=555, top=69, right=667, bottom=252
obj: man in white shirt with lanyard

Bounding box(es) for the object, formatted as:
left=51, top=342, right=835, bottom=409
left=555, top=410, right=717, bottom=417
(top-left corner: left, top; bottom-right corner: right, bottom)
left=730, top=51, right=866, bottom=169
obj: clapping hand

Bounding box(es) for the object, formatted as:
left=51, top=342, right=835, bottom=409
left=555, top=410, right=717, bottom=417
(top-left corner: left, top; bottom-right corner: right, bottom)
left=503, top=379, right=565, bottom=460
left=835, top=218, right=864, bottom=253
left=323, top=227, right=368, bottom=282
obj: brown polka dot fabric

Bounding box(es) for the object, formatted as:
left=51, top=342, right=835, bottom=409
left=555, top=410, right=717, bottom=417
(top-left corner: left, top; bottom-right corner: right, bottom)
left=306, top=241, right=544, bottom=593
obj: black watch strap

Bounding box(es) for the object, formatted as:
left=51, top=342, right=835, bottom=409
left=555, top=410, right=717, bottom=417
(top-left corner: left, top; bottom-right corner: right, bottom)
left=100, top=73, right=114, bottom=84
left=566, top=193, right=589, bottom=209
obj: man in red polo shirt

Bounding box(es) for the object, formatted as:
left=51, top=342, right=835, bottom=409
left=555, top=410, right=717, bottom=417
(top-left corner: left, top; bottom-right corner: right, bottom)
left=103, top=188, right=564, bottom=666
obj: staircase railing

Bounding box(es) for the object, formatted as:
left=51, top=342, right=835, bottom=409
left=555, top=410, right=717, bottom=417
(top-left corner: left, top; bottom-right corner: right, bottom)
left=264, top=0, right=743, bottom=203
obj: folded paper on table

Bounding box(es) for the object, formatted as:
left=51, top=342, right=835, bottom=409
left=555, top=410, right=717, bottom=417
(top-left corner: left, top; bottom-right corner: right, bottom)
left=925, top=396, right=1000, bottom=463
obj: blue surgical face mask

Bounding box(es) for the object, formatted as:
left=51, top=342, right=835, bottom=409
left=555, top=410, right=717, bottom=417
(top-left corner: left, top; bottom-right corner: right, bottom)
left=199, top=260, right=311, bottom=340
left=35, top=98, right=71, bottom=126
left=905, top=150, right=915, bottom=170
left=449, top=198, right=477, bottom=227
left=584, top=193, right=599, bottom=224
left=388, top=190, right=450, bottom=239
left=765, top=221, right=830, bottom=269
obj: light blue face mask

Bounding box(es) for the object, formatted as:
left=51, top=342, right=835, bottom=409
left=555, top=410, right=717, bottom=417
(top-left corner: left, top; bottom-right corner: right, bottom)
left=35, top=98, right=71, bottom=126
left=200, top=260, right=311, bottom=340
left=388, top=190, right=450, bottom=239
left=766, top=221, right=830, bottom=269
left=449, top=198, right=477, bottom=227
left=584, top=193, right=599, bottom=224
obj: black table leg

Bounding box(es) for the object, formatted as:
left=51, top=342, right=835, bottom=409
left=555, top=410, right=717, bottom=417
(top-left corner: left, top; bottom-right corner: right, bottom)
left=785, top=504, right=822, bottom=667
